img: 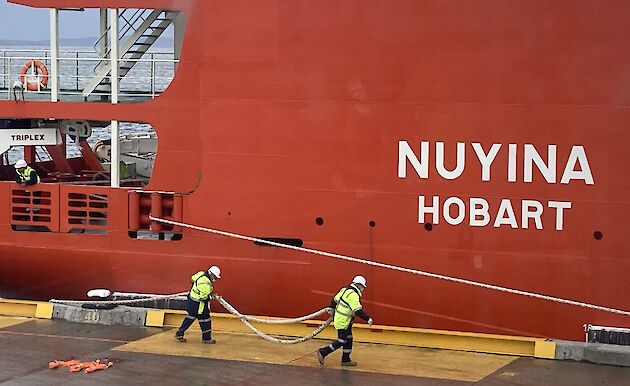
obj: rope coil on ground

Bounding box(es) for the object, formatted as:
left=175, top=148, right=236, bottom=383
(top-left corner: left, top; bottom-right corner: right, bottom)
left=149, top=215, right=630, bottom=317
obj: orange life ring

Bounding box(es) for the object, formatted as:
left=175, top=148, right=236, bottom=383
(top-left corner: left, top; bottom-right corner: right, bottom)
left=19, top=60, right=49, bottom=91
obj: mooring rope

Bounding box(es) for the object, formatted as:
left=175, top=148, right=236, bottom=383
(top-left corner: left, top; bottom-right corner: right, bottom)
left=51, top=293, right=333, bottom=344
left=149, top=215, right=630, bottom=317
left=214, top=295, right=333, bottom=344
left=50, top=292, right=190, bottom=306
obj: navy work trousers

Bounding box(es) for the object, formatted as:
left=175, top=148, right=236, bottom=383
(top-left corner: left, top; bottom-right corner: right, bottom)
left=175, top=297, right=212, bottom=341
left=318, top=324, right=353, bottom=362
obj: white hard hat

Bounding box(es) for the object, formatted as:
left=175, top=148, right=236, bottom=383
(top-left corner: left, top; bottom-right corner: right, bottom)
left=352, top=275, right=367, bottom=287
left=15, top=159, right=27, bottom=169
left=208, top=265, right=221, bottom=279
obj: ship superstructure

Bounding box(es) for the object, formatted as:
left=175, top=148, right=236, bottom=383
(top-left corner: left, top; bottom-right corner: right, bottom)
left=1, top=0, right=629, bottom=341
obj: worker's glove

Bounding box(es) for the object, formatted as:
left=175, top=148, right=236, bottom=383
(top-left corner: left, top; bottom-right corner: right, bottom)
left=327, top=307, right=334, bottom=315
left=367, top=318, right=373, bottom=327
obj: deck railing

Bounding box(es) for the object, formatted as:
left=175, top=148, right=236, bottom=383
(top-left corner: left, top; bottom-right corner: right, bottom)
left=0, top=49, right=177, bottom=102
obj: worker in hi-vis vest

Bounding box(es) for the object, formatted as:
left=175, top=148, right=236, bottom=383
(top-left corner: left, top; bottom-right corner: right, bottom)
left=317, top=275, right=373, bottom=367
left=175, top=266, right=221, bottom=344
left=14, top=159, right=40, bottom=186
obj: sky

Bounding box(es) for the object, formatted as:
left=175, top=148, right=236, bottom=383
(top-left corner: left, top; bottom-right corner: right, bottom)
left=0, top=2, right=101, bottom=40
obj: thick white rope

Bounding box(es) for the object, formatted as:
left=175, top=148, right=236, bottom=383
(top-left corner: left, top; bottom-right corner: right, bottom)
left=51, top=292, right=333, bottom=344
left=231, top=313, right=333, bottom=344
left=214, top=295, right=333, bottom=344
left=151, top=215, right=630, bottom=317
left=214, top=295, right=331, bottom=324
left=51, top=293, right=331, bottom=324
left=50, top=292, right=190, bottom=305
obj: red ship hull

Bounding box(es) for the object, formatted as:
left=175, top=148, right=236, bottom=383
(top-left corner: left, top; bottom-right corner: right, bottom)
left=2, top=0, right=630, bottom=341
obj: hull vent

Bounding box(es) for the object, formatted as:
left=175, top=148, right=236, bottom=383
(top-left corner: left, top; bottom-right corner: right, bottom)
left=254, top=238, right=303, bottom=248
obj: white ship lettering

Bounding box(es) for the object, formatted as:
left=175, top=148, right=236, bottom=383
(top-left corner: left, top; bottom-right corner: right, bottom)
left=418, top=196, right=572, bottom=231
left=398, top=141, right=594, bottom=185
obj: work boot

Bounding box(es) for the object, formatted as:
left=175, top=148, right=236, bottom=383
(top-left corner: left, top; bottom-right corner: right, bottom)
left=175, top=335, right=186, bottom=343
left=317, top=350, right=325, bottom=365
left=341, top=361, right=358, bottom=367
left=202, top=339, right=216, bottom=344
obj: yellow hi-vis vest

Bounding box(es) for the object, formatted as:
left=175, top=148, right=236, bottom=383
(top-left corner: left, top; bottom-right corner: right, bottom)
left=189, top=271, right=213, bottom=313
left=18, top=166, right=40, bottom=184
left=332, top=284, right=363, bottom=330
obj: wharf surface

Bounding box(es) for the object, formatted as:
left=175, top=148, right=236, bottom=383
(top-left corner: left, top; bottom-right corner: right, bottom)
left=1, top=315, right=630, bottom=386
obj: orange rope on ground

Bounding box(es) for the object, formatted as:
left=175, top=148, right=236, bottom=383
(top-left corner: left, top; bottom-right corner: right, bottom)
left=49, top=359, right=113, bottom=373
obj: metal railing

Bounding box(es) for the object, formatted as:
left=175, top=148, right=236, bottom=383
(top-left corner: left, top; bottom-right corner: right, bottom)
left=0, top=49, right=176, bottom=102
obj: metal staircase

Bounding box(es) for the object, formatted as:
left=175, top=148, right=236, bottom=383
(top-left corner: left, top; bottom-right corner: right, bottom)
left=82, top=9, right=177, bottom=97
